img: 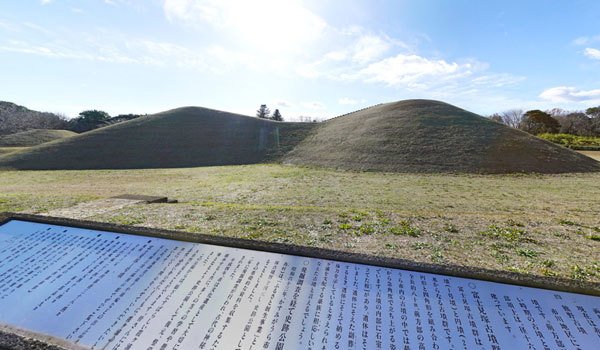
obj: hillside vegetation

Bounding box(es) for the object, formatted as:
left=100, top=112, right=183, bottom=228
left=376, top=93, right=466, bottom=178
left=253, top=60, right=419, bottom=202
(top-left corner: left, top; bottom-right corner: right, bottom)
left=0, top=107, right=315, bottom=170
left=1, top=100, right=599, bottom=173
left=283, top=100, right=600, bottom=173
left=538, top=133, right=600, bottom=150
left=0, top=129, right=77, bottom=147
left=0, top=101, right=67, bottom=135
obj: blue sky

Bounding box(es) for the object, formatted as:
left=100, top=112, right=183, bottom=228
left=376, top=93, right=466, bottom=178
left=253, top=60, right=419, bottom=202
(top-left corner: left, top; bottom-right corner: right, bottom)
left=1, top=0, right=600, bottom=120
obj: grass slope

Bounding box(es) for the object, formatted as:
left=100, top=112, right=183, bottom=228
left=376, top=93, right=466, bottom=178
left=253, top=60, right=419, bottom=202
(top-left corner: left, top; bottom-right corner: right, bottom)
left=0, top=129, right=76, bottom=147
left=283, top=99, right=600, bottom=173
left=1, top=100, right=598, bottom=173
left=0, top=107, right=316, bottom=170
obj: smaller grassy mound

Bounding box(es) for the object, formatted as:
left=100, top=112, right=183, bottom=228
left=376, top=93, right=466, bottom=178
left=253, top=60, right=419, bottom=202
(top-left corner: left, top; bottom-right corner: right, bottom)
left=0, top=129, right=77, bottom=147
left=0, top=147, right=28, bottom=156
left=0, top=107, right=316, bottom=170
left=538, top=133, right=600, bottom=150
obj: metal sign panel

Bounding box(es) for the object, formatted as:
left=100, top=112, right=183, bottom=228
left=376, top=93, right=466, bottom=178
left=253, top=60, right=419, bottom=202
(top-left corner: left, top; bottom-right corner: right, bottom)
left=0, top=219, right=599, bottom=349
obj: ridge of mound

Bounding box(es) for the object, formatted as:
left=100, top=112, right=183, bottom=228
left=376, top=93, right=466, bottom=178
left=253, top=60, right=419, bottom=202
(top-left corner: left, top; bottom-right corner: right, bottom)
left=0, top=107, right=316, bottom=170
left=282, top=99, right=600, bottom=174
left=0, top=129, right=77, bottom=147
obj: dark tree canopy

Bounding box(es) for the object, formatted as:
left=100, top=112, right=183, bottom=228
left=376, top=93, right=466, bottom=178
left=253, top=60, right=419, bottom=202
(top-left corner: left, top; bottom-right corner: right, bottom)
left=587, top=106, right=600, bottom=118
left=69, top=110, right=111, bottom=132
left=521, top=110, right=560, bottom=135
left=256, top=104, right=270, bottom=119
left=271, top=109, right=283, bottom=121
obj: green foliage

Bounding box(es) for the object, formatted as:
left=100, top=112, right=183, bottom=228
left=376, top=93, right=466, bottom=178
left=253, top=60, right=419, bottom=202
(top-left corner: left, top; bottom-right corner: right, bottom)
left=390, top=221, right=420, bottom=237
left=538, top=133, right=600, bottom=150
left=338, top=223, right=352, bottom=230
left=516, top=248, right=539, bottom=258
left=521, top=110, right=560, bottom=134
left=586, top=106, right=600, bottom=118
left=358, top=224, right=375, bottom=234
left=478, top=224, right=535, bottom=243
left=69, top=110, right=111, bottom=132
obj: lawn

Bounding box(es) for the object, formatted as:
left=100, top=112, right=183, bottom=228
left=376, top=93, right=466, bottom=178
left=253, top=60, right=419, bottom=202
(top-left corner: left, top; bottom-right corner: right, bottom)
left=1, top=164, right=599, bottom=282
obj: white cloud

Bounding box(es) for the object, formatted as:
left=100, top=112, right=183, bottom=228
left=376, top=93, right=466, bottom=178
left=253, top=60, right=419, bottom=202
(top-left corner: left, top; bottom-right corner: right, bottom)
left=338, top=98, right=357, bottom=105
left=302, top=101, right=326, bottom=110
left=573, top=35, right=600, bottom=46
left=347, top=54, right=476, bottom=88
left=583, top=47, right=600, bottom=60
left=41, top=0, right=54, bottom=4
left=352, top=35, right=391, bottom=64
left=539, top=86, right=600, bottom=103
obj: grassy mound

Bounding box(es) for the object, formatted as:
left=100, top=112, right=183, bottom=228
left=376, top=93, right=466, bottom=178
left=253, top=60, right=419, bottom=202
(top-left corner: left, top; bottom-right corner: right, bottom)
left=0, top=129, right=77, bottom=147
left=0, top=107, right=315, bottom=170
left=282, top=100, right=600, bottom=173
left=1, top=100, right=598, bottom=173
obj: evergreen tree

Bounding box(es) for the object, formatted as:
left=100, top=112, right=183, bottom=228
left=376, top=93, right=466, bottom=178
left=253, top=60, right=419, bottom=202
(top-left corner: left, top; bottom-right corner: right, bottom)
left=256, top=104, right=270, bottom=119
left=271, top=109, right=283, bottom=121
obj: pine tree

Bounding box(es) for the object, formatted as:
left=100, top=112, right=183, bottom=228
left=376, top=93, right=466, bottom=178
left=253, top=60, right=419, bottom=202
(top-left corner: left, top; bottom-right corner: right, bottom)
left=272, top=109, right=283, bottom=121
left=256, top=104, right=270, bottom=119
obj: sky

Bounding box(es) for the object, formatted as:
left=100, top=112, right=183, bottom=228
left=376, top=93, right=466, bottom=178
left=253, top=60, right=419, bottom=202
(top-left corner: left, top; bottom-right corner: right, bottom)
left=1, top=0, right=600, bottom=121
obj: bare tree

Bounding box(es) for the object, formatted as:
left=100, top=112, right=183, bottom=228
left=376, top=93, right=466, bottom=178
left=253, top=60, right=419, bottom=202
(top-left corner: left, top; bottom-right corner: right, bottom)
left=488, top=113, right=503, bottom=123
left=500, top=109, right=524, bottom=129
left=555, top=113, right=591, bottom=135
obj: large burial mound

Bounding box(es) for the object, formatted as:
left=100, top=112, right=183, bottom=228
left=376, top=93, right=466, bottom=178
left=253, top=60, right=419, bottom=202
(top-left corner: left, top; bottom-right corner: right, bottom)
left=0, top=99, right=598, bottom=173
left=0, top=129, right=77, bottom=147
left=0, top=107, right=315, bottom=170
left=282, top=100, right=600, bottom=173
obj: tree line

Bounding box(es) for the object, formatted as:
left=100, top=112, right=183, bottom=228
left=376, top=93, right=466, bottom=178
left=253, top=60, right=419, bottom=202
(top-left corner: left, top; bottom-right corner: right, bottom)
left=256, top=104, right=322, bottom=122
left=488, top=106, right=600, bottom=136
left=66, top=110, right=144, bottom=132
left=256, top=104, right=283, bottom=121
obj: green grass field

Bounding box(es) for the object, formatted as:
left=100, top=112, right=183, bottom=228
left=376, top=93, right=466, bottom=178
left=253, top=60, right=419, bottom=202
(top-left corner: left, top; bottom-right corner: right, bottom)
left=1, top=164, right=599, bottom=283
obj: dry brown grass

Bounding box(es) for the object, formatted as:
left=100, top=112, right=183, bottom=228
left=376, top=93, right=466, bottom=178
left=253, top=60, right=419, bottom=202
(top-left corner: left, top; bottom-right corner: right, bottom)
left=578, top=150, right=600, bottom=161
left=0, top=147, right=28, bottom=156
left=1, top=164, right=599, bottom=282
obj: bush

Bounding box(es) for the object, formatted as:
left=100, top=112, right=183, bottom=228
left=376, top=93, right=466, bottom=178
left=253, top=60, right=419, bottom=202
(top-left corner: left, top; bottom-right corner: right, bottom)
left=538, top=133, right=600, bottom=150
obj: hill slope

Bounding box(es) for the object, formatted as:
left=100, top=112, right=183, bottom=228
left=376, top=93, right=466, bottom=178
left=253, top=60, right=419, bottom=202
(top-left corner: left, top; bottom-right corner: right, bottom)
left=0, top=129, right=77, bottom=147
left=0, top=107, right=316, bottom=170
left=1, top=100, right=598, bottom=173
left=282, top=100, right=600, bottom=174
left=0, top=101, right=67, bottom=135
